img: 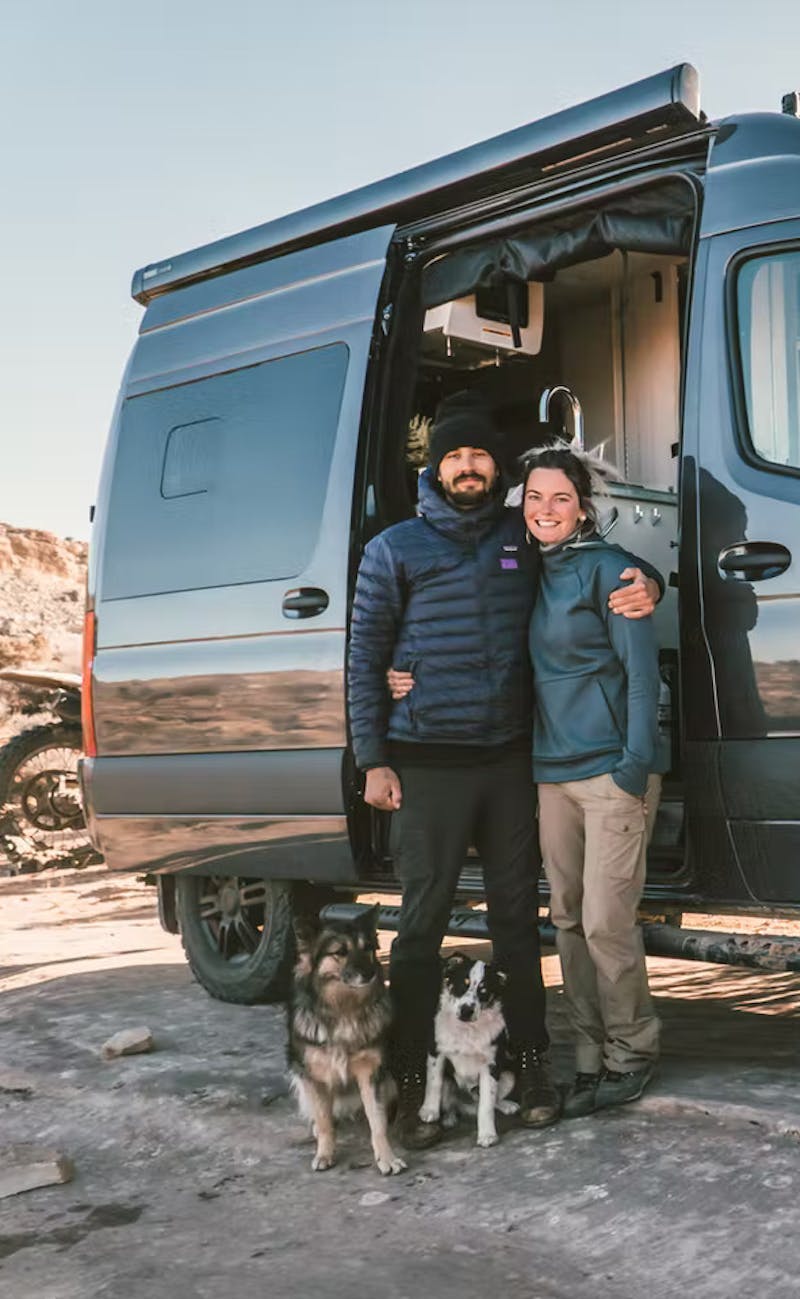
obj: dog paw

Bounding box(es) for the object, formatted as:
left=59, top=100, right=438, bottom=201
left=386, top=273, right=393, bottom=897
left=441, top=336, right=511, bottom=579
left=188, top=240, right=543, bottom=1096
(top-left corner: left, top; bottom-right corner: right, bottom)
left=477, top=1131, right=499, bottom=1148
left=497, top=1100, right=519, bottom=1116
left=418, top=1107, right=439, bottom=1124
left=311, top=1153, right=335, bottom=1172
left=376, top=1154, right=408, bottom=1176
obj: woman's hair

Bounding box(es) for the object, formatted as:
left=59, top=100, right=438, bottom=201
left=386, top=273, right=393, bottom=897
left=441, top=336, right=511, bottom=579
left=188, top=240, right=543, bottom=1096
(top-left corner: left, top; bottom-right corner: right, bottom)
left=518, top=441, right=622, bottom=531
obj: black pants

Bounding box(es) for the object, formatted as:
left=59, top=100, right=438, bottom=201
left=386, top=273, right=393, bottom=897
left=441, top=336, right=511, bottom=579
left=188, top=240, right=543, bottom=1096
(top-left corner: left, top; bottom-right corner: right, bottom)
left=388, top=754, right=548, bottom=1052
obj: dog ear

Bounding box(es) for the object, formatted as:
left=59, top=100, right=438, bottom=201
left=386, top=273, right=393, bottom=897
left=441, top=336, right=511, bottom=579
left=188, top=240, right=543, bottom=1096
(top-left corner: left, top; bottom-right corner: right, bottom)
left=292, top=912, right=321, bottom=974
left=442, top=950, right=470, bottom=968
left=353, top=904, right=381, bottom=945
left=486, top=962, right=508, bottom=988
left=355, top=902, right=381, bottom=935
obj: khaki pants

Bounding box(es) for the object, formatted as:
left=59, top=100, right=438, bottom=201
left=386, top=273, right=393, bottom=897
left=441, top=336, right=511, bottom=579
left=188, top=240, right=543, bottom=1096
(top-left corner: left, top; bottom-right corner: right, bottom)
left=539, top=772, right=661, bottom=1074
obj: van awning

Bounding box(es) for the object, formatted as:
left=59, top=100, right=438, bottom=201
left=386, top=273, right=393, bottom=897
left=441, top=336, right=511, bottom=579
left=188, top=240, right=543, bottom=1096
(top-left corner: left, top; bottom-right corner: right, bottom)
left=132, top=66, right=702, bottom=305
left=421, top=178, right=695, bottom=308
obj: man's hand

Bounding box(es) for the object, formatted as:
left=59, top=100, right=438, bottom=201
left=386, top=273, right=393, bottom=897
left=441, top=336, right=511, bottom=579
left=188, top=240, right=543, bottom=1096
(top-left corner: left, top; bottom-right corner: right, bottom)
left=608, top=567, right=660, bottom=620
left=386, top=667, right=415, bottom=700
left=364, top=766, right=403, bottom=812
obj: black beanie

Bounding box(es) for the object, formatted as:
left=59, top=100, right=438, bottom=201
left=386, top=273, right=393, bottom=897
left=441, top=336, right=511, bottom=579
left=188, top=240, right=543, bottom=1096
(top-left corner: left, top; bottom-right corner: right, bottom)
left=428, top=390, right=505, bottom=476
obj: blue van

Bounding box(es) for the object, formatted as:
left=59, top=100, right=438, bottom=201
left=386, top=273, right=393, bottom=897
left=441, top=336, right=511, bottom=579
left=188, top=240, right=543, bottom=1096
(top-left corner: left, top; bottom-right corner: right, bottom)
left=81, top=64, right=800, bottom=1001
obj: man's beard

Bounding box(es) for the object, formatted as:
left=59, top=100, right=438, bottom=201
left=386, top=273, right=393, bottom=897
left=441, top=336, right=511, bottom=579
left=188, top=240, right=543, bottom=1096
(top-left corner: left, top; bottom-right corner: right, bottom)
left=443, top=475, right=494, bottom=509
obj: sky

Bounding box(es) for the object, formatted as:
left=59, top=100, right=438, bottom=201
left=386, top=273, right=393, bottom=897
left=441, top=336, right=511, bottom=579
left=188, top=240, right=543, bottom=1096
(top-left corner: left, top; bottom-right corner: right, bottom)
left=3, top=0, right=800, bottom=540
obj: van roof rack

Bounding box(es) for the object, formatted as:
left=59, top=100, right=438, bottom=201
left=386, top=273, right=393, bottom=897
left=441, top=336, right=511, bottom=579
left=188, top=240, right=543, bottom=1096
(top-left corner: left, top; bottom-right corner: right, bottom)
left=132, top=63, right=701, bottom=305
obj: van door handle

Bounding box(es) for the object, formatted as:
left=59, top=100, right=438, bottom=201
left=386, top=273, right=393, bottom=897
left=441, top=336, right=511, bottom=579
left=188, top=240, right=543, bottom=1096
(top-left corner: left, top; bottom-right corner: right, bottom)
left=717, top=542, right=791, bottom=582
left=281, top=587, right=330, bottom=619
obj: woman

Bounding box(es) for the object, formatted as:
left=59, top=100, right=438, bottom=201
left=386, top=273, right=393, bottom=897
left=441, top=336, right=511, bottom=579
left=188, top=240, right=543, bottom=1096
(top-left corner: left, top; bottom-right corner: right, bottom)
left=522, top=444, right=661, bottom=1117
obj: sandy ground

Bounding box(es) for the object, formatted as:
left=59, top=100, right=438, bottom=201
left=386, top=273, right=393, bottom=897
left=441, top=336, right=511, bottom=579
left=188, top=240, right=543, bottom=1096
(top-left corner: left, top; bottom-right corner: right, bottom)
left=1, top=867, right=799, bottom=1299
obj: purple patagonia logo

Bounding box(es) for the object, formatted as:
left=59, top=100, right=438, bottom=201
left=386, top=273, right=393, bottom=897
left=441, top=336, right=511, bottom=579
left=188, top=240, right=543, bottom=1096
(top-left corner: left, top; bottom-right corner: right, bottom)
left=500, top=557, right=518, bottom=570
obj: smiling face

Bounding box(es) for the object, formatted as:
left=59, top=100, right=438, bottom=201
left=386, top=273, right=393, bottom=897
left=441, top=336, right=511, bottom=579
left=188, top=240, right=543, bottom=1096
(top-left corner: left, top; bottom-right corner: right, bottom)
left=523, top=465, right=585, bottom=545
left=437, top=446, right=499, bottom=508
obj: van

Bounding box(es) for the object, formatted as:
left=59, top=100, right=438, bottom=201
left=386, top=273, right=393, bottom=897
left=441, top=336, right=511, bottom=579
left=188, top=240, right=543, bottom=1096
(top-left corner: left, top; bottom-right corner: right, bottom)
left=81, top=64, right=800, bottom=1003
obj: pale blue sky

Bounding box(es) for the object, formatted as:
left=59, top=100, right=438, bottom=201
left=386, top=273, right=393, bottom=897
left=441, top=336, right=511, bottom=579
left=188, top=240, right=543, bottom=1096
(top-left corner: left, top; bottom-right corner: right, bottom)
left=3, top=0, right=800, bottom=538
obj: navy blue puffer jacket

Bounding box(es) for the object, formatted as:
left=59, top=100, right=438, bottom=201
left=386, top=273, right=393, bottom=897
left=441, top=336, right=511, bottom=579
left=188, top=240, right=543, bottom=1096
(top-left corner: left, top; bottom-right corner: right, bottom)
left=347, top=470, right=539, bottom=770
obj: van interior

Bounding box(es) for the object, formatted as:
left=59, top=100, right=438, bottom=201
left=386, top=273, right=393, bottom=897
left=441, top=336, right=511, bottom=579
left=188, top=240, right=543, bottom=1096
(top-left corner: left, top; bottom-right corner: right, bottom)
left=363, top=177, right=696, bottom=894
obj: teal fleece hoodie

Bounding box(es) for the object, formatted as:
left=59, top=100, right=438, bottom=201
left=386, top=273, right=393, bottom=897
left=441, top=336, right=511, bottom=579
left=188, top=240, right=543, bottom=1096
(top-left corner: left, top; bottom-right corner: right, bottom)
left=529, top=534, right=660, bottom=798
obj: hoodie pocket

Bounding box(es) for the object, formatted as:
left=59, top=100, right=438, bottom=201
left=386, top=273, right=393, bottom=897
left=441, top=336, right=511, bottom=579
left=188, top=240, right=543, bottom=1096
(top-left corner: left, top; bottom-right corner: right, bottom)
left=535, top=675, right=623, bottom=763
left=597, top=677, right=626, bottom=741
left=389, top=658, right=422, bottom=736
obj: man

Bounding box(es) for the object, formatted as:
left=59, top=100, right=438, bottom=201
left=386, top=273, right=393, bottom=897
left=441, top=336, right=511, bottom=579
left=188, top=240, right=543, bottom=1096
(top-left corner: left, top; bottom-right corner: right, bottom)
left=347, top=390, right=660, bottom=1149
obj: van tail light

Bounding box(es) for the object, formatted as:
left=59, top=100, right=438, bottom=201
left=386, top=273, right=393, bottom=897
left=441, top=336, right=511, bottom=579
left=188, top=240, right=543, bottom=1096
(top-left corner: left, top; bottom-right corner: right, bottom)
left=81, top=610, right=97, bottom=758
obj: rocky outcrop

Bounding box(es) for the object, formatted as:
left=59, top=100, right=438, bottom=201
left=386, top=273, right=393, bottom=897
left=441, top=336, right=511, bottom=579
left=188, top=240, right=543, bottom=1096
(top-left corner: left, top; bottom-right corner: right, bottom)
left=0, top=526, right=86, bottom=584
left=0, top=524, right=87, bottom=730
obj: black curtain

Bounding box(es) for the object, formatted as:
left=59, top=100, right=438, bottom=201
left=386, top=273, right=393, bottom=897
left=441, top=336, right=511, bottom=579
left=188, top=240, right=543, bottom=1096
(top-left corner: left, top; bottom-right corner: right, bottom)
left=421, top=181, right=694, bottom=308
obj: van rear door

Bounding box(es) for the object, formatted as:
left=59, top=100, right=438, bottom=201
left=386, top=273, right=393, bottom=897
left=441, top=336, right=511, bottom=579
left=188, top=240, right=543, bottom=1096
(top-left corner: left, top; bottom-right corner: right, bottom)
left=682, top=116, right=800, bottom=905
left=85, top=225, right=394, bottom=881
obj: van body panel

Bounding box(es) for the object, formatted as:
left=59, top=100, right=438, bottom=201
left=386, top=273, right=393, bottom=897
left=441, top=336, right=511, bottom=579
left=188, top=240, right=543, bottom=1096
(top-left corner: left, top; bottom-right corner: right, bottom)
left=691, top=223, right=800, bottom=745
left=138, top=228, right=396, bottom=334
left=700, top=114, right=800, bottom=236
left=87, top=749, right=346, bottom=816
left=681, top=741, right=754, bottom=904
left=127, top=264, right=385, bottom=396
left=728, top=823, right=800, bottom=904
left=685, top=157, right=800, bottom=903
left=720, top=740, right=800, bottom=819
left=93, top=630, right=345, bottom=753
left=88, top=225, right=394, bottom=874
left=85, top=812, right=355, bottom=883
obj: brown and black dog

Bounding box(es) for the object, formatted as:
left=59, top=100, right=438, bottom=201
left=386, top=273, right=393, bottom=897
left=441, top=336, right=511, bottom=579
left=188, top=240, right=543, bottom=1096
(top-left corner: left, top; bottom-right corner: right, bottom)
left=287, top=905, right=406, bottom=1176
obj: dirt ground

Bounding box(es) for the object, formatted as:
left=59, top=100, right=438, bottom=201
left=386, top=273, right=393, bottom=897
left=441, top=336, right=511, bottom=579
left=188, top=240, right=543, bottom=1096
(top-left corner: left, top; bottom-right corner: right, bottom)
left=1, top=866, right=799, bottom=1299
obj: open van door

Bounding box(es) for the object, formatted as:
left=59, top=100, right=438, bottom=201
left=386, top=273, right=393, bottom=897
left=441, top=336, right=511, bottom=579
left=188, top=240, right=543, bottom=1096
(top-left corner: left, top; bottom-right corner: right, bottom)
left=681, top=115, right=800, bottom=905
left=85, top=225, right=395, bottom=891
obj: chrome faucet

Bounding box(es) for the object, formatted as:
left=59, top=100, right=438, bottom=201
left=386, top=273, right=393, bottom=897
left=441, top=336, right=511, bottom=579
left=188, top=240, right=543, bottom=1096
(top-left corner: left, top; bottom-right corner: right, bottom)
left=539, top=385, right=584, bottom=450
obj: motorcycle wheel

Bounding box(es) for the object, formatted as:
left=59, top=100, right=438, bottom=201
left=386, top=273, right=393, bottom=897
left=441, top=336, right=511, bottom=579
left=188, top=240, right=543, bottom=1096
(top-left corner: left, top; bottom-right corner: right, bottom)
left=0, top=723, right=93, bottom=866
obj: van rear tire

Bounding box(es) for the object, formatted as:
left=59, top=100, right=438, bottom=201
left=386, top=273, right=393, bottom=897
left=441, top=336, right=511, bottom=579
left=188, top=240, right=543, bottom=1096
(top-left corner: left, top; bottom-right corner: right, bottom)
left=176, top=875, right=294, bottom=1004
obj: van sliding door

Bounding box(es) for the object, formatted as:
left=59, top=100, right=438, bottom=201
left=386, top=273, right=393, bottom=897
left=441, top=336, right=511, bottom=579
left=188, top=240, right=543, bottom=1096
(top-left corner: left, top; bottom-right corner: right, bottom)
left=86, top=226, right=394, bottom=880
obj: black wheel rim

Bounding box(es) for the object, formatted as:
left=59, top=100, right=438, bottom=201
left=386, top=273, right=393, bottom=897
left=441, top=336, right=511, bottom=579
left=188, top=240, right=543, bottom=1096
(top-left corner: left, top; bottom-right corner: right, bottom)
left=197, top=877, right=270, bottom=963
left=7, top=743, right=89, bottom=852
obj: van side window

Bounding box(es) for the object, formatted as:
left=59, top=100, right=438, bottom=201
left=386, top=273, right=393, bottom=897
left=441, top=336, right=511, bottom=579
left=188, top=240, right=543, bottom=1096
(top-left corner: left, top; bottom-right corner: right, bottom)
left=102, top=343, right=349, bottom=599
left=161, top=418, right=220, bottom=498
left=736, top=250, right=800, bottom=472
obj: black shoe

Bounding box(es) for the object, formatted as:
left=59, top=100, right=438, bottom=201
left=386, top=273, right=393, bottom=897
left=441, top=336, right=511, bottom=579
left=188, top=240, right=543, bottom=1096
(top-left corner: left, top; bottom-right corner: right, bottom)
left=595, top=1064, right=655, bottom=1110
left=515, top=1045, right=561, bottom=1128
left=562, top=1071, right=601, bottom=1119
left=392, top=1049, right=443, bottom=1151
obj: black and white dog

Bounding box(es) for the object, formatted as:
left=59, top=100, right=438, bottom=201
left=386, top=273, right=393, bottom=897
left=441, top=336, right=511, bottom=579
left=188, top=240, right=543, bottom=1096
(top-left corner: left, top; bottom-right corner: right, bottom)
left=419, top=951, right=517, bottom=1147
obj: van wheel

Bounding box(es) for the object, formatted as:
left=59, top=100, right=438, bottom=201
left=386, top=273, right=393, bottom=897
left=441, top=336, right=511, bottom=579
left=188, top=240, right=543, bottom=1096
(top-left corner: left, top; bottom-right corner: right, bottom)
left=176, top=875, right=294, bottom=1004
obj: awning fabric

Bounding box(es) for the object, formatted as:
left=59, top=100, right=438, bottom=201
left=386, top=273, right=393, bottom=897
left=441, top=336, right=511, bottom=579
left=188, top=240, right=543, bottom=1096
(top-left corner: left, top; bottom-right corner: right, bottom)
left=421, top=180, right=694, bottom=308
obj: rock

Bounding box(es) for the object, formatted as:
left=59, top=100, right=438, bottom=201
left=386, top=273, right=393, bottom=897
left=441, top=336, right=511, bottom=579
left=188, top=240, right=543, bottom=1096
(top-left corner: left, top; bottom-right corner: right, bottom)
left=0, top=520, right=88, bottom=687
left=0, top=1068, right=36, bottom=1098
left=0, top=1145, right=74, bottom=1198
left=101, top=1026, right=154, bottom=1059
